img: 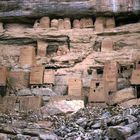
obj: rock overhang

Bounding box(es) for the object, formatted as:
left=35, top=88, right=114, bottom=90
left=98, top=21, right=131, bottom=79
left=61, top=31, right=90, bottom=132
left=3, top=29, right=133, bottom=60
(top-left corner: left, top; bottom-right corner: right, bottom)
left=0, top=0, right=139, bottom=23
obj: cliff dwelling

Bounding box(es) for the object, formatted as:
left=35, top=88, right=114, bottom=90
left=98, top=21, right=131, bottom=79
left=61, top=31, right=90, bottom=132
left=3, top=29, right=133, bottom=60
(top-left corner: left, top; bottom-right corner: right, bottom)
left=0, top=0, right=140, bottom=140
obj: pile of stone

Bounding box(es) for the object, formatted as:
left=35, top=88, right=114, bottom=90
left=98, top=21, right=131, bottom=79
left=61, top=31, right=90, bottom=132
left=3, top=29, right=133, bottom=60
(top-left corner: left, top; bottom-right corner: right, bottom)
left=1, top=104, right=140, bottom=140
left=52, top=105, right=140, bottom=140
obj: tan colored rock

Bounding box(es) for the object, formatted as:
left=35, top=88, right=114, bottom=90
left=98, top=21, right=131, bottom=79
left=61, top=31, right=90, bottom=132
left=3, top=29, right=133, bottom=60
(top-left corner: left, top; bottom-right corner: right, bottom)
left=19, top=46, right=36, bottom=68
left=41, top=99, right=84, bottom=115
left=51, top=19, right=59, bottom=29
left=44, top=69, right=55, bottom=85
left=0, top=67, right=7, bottom=86
left=89, top=78, right=105, bottom=102
left=68, top=78, right=83, bottom=96
left=109, top=123, right=138, bottom=140
left=58, top=19, right=65, bottom=30
left=131, top=69, right=140, bottom=85
left=73, top=19, right=80, bottom=28
left=30, top=65, right=44, bottom=85
left=37, top=40, right=47, bottom=57
left=49, top=95, right=83, bottom=102
left=64, top=18, right=71, bottom=29
left=108, top=87, right=135, bottom=105
left=80, top=18, right=93, bottom=28
left=105, top=17, right=115, bottom=28
left=8, top=71, right=29, bottom=90
left=120, top=99, right=140, bottom=108
left=101, top=37, right=113, bottom=52
left=39, top=17, right=50, bottom=28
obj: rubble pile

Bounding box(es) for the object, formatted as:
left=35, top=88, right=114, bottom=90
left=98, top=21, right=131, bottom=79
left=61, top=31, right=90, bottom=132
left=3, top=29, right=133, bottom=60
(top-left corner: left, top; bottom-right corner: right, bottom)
left=1, top=105, right=140, bottom=140
left=52, top=105, right=140, bottom=140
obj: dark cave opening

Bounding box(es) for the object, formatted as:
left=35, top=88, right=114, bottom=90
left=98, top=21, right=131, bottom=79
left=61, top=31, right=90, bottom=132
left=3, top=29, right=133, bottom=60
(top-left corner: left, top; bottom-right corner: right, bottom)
left=136, top=86, right=140, bottom=98
left=115, top=15, right=139, bottom=27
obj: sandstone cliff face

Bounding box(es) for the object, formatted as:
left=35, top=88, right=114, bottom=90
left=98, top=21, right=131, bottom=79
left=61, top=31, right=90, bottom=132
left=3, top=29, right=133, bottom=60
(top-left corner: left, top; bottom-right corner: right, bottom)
left=0, top=1, right=140, bottom=140
left=0, top=0, right=139, bottom=105
left=0, top=0, right=139, bottom=22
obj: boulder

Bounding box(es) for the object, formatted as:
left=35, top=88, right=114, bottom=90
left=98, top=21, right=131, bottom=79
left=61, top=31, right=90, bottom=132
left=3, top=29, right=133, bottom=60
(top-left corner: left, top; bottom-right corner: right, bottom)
left=120, top=99, right=140, bottom=108
left=109, top=122, right=138, bottom=140
left=41, top=100, right=84, bottom=115
left=127, top=131, right=140, bottom=140
left=108, top=87, right=135, bottom=105
left=39, top=133, right=58, bottom=140
left=16, top=134, right=32, bottom=140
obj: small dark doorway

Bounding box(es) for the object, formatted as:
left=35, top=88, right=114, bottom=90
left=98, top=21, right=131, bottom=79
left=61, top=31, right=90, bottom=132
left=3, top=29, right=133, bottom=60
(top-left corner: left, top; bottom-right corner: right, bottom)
left=97, top=68, right=103, bottom=75
left=136, top=86, right=140, bottom=98
left=96, top=82, right=100, bottom=88
left=0, top=86, right=6, bottom=97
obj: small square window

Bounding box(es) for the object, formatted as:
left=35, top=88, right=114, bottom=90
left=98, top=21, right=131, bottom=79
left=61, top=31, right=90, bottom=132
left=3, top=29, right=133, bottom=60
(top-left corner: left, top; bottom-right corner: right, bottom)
left=96, top=83, right=100, bottom=87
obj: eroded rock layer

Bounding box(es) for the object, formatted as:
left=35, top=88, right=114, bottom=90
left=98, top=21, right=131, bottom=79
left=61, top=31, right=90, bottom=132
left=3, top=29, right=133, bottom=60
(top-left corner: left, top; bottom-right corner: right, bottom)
left=0, top=0, right=140, bottom=23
